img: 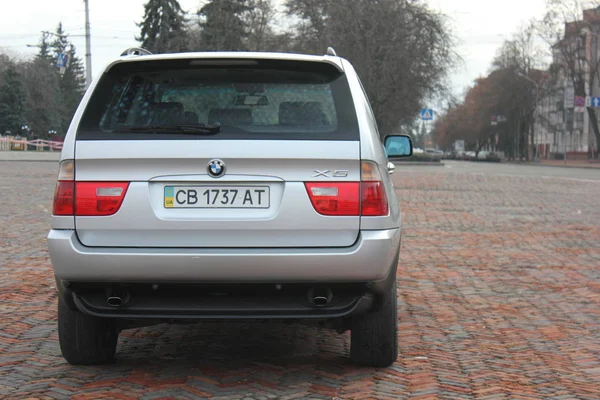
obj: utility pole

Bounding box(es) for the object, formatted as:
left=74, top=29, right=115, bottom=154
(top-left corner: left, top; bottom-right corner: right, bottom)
left=84, top=0, right=92, bottom=89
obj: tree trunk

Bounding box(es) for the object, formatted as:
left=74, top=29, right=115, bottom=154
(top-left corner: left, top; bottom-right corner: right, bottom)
left=586, top=106, right=600, bottom=159
left=529, top=116, right=534, bottom=161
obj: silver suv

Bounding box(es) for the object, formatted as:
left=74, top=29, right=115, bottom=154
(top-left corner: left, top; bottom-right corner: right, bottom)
left=48, top=48, right=413, bottom=367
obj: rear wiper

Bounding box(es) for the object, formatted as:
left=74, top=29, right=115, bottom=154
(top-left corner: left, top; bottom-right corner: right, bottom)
left=112, top=124, right=221, bottom=134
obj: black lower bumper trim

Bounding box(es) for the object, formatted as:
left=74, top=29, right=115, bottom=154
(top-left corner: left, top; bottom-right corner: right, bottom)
left=72, top=290, right=373, bottom=320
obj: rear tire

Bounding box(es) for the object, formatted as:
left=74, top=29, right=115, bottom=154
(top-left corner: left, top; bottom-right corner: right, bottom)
left=58, top=297, right=119, bottom=365
left=350, top=280, right=398, bottom=367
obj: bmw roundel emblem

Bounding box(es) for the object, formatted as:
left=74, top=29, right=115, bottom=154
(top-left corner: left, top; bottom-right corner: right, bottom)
left=207, top=159, right=226, bottom=178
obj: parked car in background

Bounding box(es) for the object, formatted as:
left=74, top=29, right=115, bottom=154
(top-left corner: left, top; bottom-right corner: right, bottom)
left=485, top=152, right=502, bottom=162
left=477, top=151, right=489, bottom=160
left=472, top=151, right=502, bottom=162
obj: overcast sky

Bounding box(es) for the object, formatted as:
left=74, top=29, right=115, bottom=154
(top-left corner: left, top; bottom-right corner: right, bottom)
left=0, top=0, right=547, bottom=96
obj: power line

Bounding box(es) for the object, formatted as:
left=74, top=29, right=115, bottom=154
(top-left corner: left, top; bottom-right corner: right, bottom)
left=93, top=26, right=138, bottom=34
left=0, top=34, right=40, bottom=40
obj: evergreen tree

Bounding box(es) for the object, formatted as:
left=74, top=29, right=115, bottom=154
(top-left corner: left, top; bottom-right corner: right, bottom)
left=137, top=0, right=188, bottom=53
left=36, top=32, right=53, bottom=63
left=0, top=62, right=26, bottom=136
left=22, top=58, right=62, bottom=138
left=198, top=0, right=251, bottom=51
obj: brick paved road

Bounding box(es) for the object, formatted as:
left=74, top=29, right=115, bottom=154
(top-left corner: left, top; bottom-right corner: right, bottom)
left=1, top=161, right=599, bottom=400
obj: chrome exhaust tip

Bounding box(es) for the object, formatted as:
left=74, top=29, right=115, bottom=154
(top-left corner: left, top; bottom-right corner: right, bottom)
left=308, top=288, right=333, bottom=307
left=106, top=296, right=124, bottom=307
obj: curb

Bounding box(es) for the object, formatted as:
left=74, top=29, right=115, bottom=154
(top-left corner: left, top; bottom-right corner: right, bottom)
left=505, top=162, right=600, bottom=170
left=0, top=159, right=59, bottom=162
left=0, top=157, right=59, bottom=162
left=0, top=151, right=60, bottom=162
left=392, top=162, right=445, bottom=166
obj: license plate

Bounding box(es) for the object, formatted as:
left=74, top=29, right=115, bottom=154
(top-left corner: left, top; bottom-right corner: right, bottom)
left=164, top=186, right=270, bottom=209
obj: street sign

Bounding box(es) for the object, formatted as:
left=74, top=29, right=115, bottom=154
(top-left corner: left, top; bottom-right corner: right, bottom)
left=491, top=115, right=507, bottom=125
left=420, top=108, right=434, bottom=121
left=565, top=85, right=575, bottom=109
left=574, top=96, right=586, bottom=107
left=454, top=140, right=465, bottom=152
left=56, top=52, right=70, bottom=68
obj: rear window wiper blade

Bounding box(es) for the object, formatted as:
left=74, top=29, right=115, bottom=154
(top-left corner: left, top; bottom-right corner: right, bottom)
left=112, top=124, right=221, bottom=134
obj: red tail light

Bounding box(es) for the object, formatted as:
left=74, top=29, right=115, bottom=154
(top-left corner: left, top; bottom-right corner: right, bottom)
left=361, top=181, right=388, bottom=216
left=53, top=181, right=75, bottom=216
left=360, top=161, right=389, bottom=216
left=305, top=162, right=389, bottom=217
left=53, top=160, right=75, bottom=216
left=75, top=182, right=130, bottom=216
left=305, top=182, right=360, bottom=216
left=52, top=160, right=129, bottom=216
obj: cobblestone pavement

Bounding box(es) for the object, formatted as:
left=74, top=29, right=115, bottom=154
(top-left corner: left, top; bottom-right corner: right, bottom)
left=1, top=161, right=599, bottom=399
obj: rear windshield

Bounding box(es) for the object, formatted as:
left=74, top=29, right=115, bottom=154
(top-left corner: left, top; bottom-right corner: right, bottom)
left=77, top=58, right=359, bottom=141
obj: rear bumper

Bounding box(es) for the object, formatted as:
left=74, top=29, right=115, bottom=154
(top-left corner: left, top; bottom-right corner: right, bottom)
left=48, top=228, right=401, bottom=283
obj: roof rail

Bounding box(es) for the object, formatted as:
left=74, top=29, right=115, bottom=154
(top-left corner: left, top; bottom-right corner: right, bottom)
left=326, top=47, right=337, bottom=57
left=120, top=47, right=153, bottom=57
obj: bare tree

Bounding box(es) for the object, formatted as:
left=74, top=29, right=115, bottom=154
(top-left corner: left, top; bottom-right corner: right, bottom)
left=246, top=0, right=278, bottom=51
left=490, top=23, right=553, bottom=160
left=539, top=0, right=600, bottom=158
left=284, top=0, right=330, bottom=53
left=286, top=0, right=457, bottom=133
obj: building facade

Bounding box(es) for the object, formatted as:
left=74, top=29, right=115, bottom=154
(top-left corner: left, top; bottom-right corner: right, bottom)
left=535, top=7, right=600, bottom=159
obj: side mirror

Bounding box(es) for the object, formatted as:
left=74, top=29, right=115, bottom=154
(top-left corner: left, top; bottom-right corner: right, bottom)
left=384, top=134, right=413, bottom=158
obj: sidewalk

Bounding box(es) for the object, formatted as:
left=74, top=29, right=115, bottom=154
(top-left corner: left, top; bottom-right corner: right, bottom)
left=0, top=151, right=60, bottom=162
left=509, top=159, right=600, bottom=170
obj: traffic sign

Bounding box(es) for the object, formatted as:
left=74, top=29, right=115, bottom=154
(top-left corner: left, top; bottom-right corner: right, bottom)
left=592, top=97, right=600, bottom=108
left=56, top=52, right=70, bottom=68
left=565, top=85, right=575, bottom=109
left=491, top=115, right=507, bottom=126
left=420, top=108, right=434, bottom=121
left=574, top=96, right=586, bottom=107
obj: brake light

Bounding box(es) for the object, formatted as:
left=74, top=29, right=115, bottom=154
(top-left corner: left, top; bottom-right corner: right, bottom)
left=361, top=181, right=388, bottom=216
left=304, top=162, right=388, bottom=217
left=53, top=181, right=75, bottom=215
left=361, top=161, right=388, bottom=216
left=75, top=182, right=130, bottom=216
left=52, top=160, right=75, bottom=216
left=51, top=160, right=129, bottom=216
left=305, top=182, right=360, bottom=216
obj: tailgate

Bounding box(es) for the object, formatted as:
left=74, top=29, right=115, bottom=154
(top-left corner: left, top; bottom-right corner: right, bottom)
left=74, top=140, right=360, bottom=248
